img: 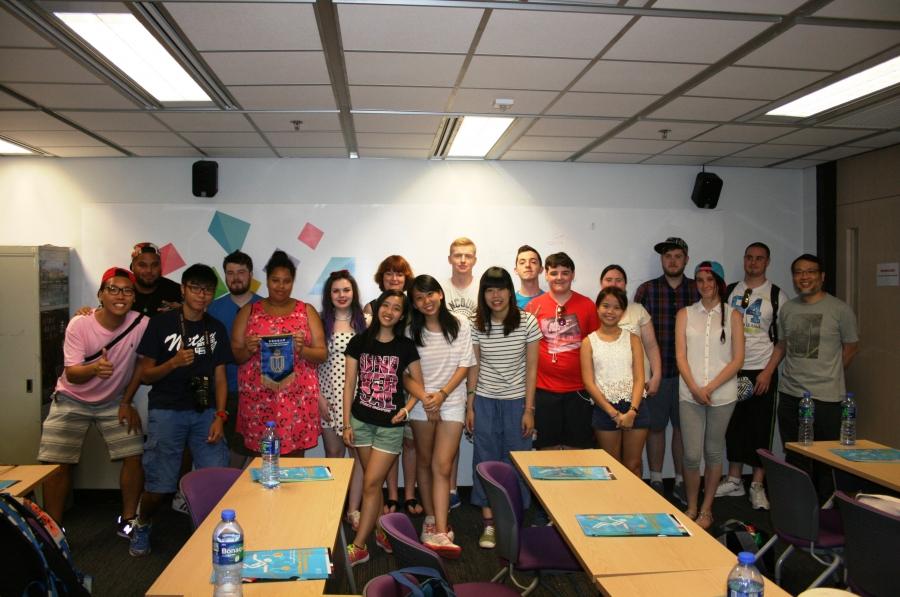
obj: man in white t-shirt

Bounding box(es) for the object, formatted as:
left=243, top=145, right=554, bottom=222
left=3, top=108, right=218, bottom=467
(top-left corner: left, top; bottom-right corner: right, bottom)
left=716, top=242, right=787, bottom=510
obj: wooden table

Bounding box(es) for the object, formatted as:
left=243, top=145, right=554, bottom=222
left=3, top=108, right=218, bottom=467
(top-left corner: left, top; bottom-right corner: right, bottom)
left=0, top=464, right=60, bottom=497
left=510, top=450, right=737, bottom=578
left=147, top=458, right=353, bottom=597
left=595, top=566, right=792, bottom=597
left=785, top=439, right=900, bottom=492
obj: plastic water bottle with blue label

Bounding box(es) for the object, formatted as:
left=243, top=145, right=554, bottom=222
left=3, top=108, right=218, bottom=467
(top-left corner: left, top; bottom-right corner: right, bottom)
left=799, top=391, right=814, bottom=446
left=213, top=509, right=244, bottom=597
left=840, top=392, right=856, bottom=446
left=260, top=421, right=280, bottom=489
left=727, top=551, right=764, bottom=597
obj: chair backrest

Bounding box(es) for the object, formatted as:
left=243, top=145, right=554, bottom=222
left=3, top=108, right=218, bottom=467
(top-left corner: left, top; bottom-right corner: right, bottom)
left=475, top=461, right=522, bottom=564
left=379, top=512, right=450, bottom=581
left=179, top=467, right=243, bottom=529
left=362, top=573, right=410, bottom=597
left=756, top=449, right=820, bottom=542
left=835, top=491, right=900, bottom=597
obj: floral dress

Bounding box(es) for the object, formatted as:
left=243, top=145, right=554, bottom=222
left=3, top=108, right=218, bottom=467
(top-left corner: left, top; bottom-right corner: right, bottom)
left=237, top=300, right=321, bottom=453
left=318, top=330, right=355, bottom=433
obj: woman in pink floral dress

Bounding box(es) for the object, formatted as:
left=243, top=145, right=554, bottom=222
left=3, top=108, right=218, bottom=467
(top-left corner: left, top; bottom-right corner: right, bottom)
left=232, top=250, right=327, bottom=455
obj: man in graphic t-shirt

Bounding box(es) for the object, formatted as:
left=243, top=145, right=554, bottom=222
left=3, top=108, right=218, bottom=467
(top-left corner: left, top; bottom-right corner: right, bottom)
left=130, top=242, right=182, bottom=317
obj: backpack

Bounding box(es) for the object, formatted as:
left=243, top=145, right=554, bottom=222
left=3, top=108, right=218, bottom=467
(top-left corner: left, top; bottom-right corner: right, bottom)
left=388, top=566, right=456, bottom=597
left=716, top=518, right=774, bottom=576
left=0, top=493, right=91, bottom=596
left=725, top=282, right=781, bottom=343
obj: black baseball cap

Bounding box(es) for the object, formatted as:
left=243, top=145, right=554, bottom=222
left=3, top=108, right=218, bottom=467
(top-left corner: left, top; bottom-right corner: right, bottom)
left=654, top=237, right=688, bottom=255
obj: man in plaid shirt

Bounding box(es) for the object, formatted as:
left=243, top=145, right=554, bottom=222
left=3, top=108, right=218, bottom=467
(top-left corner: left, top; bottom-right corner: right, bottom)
left=634, top=237, right=698, bottom=504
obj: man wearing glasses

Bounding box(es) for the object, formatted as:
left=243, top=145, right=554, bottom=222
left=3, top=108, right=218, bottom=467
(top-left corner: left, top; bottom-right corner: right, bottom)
left=716, top=242, right=788, bottom=510
left=37, top=268, right=148, bottom=533
left=776, top=254, right=858, bottom=495
left=525, top=252, right=599, bottom=451
left=130, top=242, right=182, bottom=317
left=128, top=264, right=232, bottom=557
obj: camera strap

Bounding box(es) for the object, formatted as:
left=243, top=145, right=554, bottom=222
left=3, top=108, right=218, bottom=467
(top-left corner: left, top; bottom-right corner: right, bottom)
left=179, top=312, right=211, bottom=371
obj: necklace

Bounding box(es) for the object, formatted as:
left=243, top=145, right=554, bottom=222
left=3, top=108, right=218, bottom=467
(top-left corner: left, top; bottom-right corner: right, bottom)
left=334, top=312, right=352, bottom=321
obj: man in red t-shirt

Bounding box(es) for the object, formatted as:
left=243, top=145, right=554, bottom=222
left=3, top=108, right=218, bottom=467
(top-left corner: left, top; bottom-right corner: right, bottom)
left=525, top=253, right=599, bottom=449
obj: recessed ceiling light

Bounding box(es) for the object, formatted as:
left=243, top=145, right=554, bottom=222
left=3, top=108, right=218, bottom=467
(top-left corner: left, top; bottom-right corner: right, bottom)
left=766, top=55, right=900, bottom=118
left=0, top=138, right=35, bottom=154
left=447, top=116, right=515, bottom=159
left=55, top=12, right=211, bottom=103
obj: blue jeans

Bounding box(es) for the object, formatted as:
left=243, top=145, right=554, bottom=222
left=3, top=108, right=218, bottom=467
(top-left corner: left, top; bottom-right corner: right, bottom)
left=470, top=396, right=532, bottom=509
left=143, top=408, right=229, bottom=493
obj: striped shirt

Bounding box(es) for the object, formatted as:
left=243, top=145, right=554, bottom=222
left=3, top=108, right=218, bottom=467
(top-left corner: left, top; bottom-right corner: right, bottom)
left=633, top=275, right=698, bottom=378
left=471, top=311, right=542, bottom=400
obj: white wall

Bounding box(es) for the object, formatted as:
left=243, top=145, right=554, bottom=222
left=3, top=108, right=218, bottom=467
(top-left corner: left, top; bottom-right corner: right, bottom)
left=0, top=157, right=813, bottom=487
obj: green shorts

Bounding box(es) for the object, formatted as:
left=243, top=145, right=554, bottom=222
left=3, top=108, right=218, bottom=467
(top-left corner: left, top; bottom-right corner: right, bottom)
left=350, top=415, right=404, bottom=455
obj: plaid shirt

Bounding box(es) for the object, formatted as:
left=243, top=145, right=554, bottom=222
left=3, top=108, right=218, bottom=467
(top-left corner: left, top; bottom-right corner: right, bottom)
left=634, top=275, right=698, bottom=378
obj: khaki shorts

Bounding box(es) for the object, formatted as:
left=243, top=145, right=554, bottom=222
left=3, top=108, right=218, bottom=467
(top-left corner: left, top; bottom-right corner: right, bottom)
left=38, top=393, right=144, bottom=464
left=350, top=415, right=404, bottom=455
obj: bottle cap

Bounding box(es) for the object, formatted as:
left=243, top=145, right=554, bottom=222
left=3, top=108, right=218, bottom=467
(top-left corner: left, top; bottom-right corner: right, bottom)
left=802, top=391, right=811, bottom=397
left=846, top=392, right=854, bottom=398
left=738, top=552, right=756, bottom=565
left=265, top=421, right=276, bottom=428
left=222, top=509, right=235, bottom=521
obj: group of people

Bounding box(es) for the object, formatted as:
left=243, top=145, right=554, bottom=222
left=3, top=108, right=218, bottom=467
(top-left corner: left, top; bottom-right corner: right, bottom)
left=35, top=233, right=859, bottom=567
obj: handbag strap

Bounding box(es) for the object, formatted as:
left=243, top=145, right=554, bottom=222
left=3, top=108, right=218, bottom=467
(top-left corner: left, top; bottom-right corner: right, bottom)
left=82, top=314, right=144, bottom=364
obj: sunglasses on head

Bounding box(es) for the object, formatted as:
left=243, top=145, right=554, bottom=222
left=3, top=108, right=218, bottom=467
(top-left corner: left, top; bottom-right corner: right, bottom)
left=741, top=288, right=752, bottom=309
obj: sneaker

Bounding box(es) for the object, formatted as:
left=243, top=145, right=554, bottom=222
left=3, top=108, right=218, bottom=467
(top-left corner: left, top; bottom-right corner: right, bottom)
left=650, top=480, right=665, bottom=496
left=421, top=516, right=436, bottom=544
left=672, top=482, right=687, bottom=506
left=347, top=543, right=370, bottom=567
left=375, top=526, right=393, bottom=554
left=715, top=477, right=746, bottom=498
left=425, top=532, right=462, bottom=559
left=478, top=524, right=496, bottom=549
left=128, top=521, right=151, bottom=557
left=449, top=491, right=461, bottom=510
left=171, top=491, right=189, bottom=516
left=749, top=482, right=770, bottom=510
left=116, top=515, right=135, bottom=539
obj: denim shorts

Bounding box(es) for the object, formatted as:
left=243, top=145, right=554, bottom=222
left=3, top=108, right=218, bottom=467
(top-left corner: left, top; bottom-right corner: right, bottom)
left=142, top=408, right=229, bottom=493
left=470, top=396, right=532, bottom=509
left=350, top=415, right=405, bottom=455
left=646, top=376, right=681, bottom=431
left=592, top=400, right=651, bottom=432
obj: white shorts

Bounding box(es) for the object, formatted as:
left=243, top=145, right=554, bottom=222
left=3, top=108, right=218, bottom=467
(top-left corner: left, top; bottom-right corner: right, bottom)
left=408, top=396, right=466, bottom=424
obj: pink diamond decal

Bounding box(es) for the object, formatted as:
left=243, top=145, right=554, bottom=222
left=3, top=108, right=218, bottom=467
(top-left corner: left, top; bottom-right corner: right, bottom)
left=159, top=243, right=185, bottom=276
left=298, top=222, right=324, bottom=250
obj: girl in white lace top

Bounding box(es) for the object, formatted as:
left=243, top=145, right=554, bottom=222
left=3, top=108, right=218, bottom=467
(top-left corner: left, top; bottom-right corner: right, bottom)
left=580, top=286, right=648, bottom=476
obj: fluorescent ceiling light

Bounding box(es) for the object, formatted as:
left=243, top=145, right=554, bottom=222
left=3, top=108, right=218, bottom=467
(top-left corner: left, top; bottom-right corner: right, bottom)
left=447, top=116, right=515, bottom=158
left=767, top=55, right=900, bottom=118
left=0, top=138, right=35, bottom=154
left=55, top=12, right=210, bottom=103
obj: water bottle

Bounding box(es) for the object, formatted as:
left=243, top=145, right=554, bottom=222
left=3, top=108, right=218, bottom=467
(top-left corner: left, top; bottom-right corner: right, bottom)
left=798, top=391, right=814, bottom=446
left=260, top=421, right=280, bottom=489
left=212, top=509, right=243, bottom=597
left=726, top=551, right=764, bottom=597
left=840, top=392, right=857, bottom=446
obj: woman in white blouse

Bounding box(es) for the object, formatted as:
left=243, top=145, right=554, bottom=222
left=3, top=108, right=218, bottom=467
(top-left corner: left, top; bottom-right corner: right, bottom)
left=675, top=261, right=744, bottom=530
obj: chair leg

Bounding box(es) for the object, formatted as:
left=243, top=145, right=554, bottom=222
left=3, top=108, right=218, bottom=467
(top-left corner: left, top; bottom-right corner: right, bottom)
left=807, top=555, right=842, bottom=591
left=775, top=545, right=794, bottom=585
left=756, top=534, right=778, bottom=559
left=508, top=568, right=539, bottom=596
left=491, top=566, right=509, bottom=583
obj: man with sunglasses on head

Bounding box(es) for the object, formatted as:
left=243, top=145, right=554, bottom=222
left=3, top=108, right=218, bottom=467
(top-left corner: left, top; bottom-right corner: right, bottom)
left=128, top=264, right=232, bottom=557
left=37, top=268, right=148, bottom=535
left=130, top=242, right=182, bottom=317
left=716, top=242, right=788, bottom=510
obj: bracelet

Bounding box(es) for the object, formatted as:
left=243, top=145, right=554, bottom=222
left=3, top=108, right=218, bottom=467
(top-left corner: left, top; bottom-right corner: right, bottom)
left=215, top=410, right=229, bottom=421
left=630, top=405, right=639, bottom=413
left=525, top=406, right=536, bottom=413
left=466, top=390, right=476, bottom=396
left=438, top=389, right=449, bottom=399
left=399, top=407, right=409, bottom=421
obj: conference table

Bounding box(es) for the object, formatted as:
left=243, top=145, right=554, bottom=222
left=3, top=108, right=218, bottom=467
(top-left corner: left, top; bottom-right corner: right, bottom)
left=147, top=458, right=353, bottom=597
left=595, top=566, right=788, bottom=597
left=510, top=450, right=789, bottom=596
left=0, top=464, right=60, bottom=497
left=785, top=439, right=900, bottom=492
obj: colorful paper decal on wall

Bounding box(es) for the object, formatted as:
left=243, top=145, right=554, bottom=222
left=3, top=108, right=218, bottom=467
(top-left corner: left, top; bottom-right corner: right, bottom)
left=159, top=243, right=185, bottom=276
left=298, top=222, right=324, bottom=250
left=309, top=257, right=355, bottom=296
left=208, top=211, right=250, bottom=254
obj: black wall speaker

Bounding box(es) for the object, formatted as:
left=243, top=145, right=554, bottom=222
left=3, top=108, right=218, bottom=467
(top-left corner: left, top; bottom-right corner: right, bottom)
left=691, top=172, right=722, bottom=209
left=192, top=160, right=218, bottom=198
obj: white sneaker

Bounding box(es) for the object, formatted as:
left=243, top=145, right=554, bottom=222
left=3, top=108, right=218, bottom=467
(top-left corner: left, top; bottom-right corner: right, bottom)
left=749, top=482, right=770, bottom=510
left=421, top=515, right=436, bottom=544
left=715, top=477, right=746, bottom=497
left=171, top=491, right=190, bottom=515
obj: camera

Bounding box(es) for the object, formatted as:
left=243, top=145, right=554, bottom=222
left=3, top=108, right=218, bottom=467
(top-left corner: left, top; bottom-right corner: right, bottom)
left=188, top=376, right=210, bottom=411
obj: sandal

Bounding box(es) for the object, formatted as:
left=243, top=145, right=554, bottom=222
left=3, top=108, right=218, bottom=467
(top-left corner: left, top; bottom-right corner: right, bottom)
left=404, top=498, right=424, bottom=516
left=684, top=510, right=698, bottom=521
left=696, top=511, right=714, bottom=530
left=346, top=510, right=360, bottom=531
left=383, top=499, right=398, bottom=514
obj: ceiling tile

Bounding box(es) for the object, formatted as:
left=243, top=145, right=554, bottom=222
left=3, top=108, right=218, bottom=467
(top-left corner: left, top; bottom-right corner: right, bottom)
left=230, top=86, right=336, bottom=110
left=345, top=53, right=465, bottom=87
left=350, top=86, right=452, bottom=112
left=574, top=61, right=705, bottom=94
left=805, top=146, right=872, bottom=161
left=594, top=138, right=680, bottom=153
left=0, top=49, right=100, bottom=84
left=709, top=156, right=780, bottom=167
left=665, top=141, right=750, bottom=156
left=250, top=112, right=341, bottom=132
left=847, top=131, right=900, bottom=148
left=0, top=9, right=53, bottom=47
left=127, top=147, right=203, bottom=157
left=476, top=11, right=631, bottom=58
left=278, top=148, right=348, bottom=158
left=604, top=17, right=769, bottom=64
left=577, top=153, right=652, bottom=164
left=733, top=144, right=821, bottom=158
left=43, top=147, right=125, bottom=157
left=643, top=155, right=713, bottom=165
left=355, top=133, right=435, bottom=149
left=547, top=92, right=660, bottom=117
left=500, top=150, right=572, bottom=161
left=165, top=2, right=321, bottom=51
left=7, top=130, right=105, bottom=147
left=527, top=118, right=622, bottom=137
left=182, top=132, right=267, bottom=147
left=686, top=66, right=828, bottom=100
left=7, top=84, right=137, bottom=109
left=823, top=96, right=900, bottom=130
left=694, top=124, right=798, bottom=143
left=771, top=128, right=873, bottom=146
left=737, top=25, right=900, bottom=70
left=649, top=97, right=766, bottom=121
left=618, top=120, right=717, bottom=140
left=450, top=89, right=558, bottom=115
left=202, top=52, right=330, bottom=85
left=358, top=148, right=431, bottom=159
left=353, top=114, right=442, bottom=134
left=338, top=5, right=483, bottom=53
left=462, top=56, right=589, bottom=91
left=60, top=111, right=169, bottom=132
left=510, top=136, right=591, bottom=152
left=0, top=111, right=72, bottom=131
left=264, top=131, right=346, bottom=148
left=100, top=131, right=191, bottom=147
left=202, top=147, right=277, bottom=157
left=814, top=0, right=900, bottom=22
left=653, top=0, right=807, bottom=14
left=772, top=159, right=825, bottom=169
left=155, top=112, right=256, bottom=132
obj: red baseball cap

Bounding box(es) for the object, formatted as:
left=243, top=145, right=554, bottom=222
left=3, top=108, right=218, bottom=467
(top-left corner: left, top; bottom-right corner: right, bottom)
left=101, top=267, right=137, bottom=286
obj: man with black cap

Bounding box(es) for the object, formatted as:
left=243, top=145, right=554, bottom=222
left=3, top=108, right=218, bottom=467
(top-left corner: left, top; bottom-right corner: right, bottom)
left=130, top=242, right=182, bottom=317
left=634, top=237, right=698, bottom=503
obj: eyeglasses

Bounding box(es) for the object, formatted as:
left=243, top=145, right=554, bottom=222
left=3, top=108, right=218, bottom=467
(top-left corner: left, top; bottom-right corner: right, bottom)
left=185, top=283, right=215, bottom=296
left=792, top=269, right=820, bottom=277
left=555, top=304, right=567, bottom=326
left=104, top=285, right=135, bottom=297
left=741, top=288, right=752, bottom=309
